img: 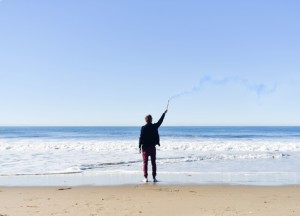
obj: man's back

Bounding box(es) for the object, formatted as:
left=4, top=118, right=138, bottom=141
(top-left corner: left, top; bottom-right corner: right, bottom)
left=139, top=113, right=165, bottom=151
left=140, top=123, right=159, bottom=148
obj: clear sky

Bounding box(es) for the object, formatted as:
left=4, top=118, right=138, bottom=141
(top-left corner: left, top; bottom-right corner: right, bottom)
left=0, top=0, right=299, bottom=126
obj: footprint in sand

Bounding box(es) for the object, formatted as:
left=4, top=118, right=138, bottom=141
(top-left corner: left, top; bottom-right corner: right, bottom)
left=27, top=205, right=39, bottom=208
left=58, top=187, right=72, bottom=191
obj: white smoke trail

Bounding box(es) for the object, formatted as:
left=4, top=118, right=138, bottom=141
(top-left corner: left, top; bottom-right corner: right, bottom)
left=169, top=75, right=277, bottom=101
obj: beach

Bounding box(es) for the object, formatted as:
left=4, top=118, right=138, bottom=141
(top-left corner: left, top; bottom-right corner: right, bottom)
left=1, top=127, right=300, bottom=215
left=2, top=0, right=300, bottom=214
left=1, top=126, right=300, bottom=181
left=0, top=185, right=300, bottom=216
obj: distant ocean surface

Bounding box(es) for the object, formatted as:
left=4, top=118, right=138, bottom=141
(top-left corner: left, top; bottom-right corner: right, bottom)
left=1, top=126, right=300, bottom=185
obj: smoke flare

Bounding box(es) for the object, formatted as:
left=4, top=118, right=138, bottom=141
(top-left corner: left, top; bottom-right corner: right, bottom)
left=169, top=75, right=277, bottom=101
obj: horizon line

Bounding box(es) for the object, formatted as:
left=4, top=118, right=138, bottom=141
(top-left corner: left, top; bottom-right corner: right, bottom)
left=0, top=125, right=300, bottom=127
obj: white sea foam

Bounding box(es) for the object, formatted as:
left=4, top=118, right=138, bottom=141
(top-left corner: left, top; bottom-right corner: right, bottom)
left=1, top=138, right=300, bottom=152
left=1, top=138, right=300, bottom=176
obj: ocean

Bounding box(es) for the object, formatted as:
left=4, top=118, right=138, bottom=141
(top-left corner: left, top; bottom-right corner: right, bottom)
left=1, top=126, right=300, bottom=185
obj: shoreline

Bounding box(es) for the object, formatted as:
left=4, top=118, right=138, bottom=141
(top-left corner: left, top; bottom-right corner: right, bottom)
left=1, top=185, right=300, bottom=216
left=1, top=171, right=300, bottom=187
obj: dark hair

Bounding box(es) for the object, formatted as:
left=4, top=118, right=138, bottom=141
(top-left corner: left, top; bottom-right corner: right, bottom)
left=145, top=115, right=152, bottom=123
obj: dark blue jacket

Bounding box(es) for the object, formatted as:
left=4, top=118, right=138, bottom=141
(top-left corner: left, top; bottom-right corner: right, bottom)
left=139, top=113, right=165, bottom=151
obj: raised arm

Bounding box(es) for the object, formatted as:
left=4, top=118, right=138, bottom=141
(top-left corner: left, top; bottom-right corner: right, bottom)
left=155, top=109, right=168, bottom=128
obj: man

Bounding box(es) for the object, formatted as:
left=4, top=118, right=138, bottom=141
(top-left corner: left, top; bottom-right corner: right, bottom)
left=139, top=109, right=168, bottom=182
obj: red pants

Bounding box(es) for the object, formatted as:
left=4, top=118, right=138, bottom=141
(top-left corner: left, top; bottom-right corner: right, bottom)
left=142, top=146, right=156, bottom=178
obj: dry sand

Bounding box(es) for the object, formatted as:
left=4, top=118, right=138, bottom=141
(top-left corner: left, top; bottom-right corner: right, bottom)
left=0, top=185, right=300, bottom=216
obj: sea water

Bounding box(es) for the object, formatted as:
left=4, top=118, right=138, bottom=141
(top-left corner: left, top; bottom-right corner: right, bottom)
left=1, top=126, right=300, bottom=185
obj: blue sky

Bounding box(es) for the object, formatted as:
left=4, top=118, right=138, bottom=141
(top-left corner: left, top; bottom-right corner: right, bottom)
left=0, top=0, right=299, bottom=126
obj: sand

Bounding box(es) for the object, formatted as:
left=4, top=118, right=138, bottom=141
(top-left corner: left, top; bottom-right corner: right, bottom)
left=0, top=185, right=300, bottom=216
